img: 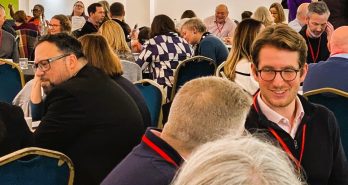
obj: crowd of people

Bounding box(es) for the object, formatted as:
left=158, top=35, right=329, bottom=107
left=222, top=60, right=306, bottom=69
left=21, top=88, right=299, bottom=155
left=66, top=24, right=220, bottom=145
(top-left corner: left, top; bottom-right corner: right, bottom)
left=0, top=0, right=348, bottom=185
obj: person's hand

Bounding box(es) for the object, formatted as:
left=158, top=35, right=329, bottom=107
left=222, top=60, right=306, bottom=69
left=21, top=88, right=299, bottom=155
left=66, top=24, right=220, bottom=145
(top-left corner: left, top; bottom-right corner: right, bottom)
left=223, top=37, right=233, bottom=45
left=326, top=21, right=334, bottom=41
left=8, top=4, right=13, bottom=9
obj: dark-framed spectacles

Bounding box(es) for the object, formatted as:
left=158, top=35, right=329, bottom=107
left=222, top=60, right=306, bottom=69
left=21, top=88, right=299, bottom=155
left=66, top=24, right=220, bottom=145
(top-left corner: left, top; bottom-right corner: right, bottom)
left=33, top=53, right=70, bottom=72
left=257, top=68, right=301, bottom=82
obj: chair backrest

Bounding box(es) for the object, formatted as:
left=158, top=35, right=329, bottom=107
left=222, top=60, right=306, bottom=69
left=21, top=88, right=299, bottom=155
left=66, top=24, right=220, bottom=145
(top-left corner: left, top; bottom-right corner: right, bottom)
left=16, top=29, right=39, bottom=61
left=134, top=79, right=165, bottom=128
left=171, top=56, right=217, bottom=101
left=303, top=88, right=348, bottom=158
left=215, top=61, right=227, bottom=78
left=0, top=147, right=74, bottom=185
left=0, top=59, right=25, bottom=103
left=121, top=60, right=142, bottom=82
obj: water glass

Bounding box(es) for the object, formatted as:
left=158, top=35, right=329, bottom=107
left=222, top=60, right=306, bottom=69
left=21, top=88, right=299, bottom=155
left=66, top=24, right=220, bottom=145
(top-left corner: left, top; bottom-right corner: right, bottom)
left=19, top=58, right=29, bottom=70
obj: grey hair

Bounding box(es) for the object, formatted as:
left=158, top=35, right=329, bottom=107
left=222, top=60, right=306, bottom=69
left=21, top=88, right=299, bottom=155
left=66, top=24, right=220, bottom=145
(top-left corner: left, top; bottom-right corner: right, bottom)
left=307, top=1, right=330, bottom=17
left=181, top=17, right=207, bottom=33
left=162, top=76, right=251, bottom=152
left=172, top=135, right=306, bottom=185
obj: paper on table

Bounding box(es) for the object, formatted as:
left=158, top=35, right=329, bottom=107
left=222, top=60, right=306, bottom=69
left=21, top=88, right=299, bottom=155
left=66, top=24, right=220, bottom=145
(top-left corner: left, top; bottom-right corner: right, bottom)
left=71, top=16, right=86, bottom=31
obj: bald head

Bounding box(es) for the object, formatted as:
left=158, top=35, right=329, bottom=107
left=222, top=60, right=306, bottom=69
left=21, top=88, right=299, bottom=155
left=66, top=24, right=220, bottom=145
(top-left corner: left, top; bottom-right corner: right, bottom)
left=215, top=4, right=229, bottom=23
left=329, top=26, right=348, bottom=55
left=297, top=3, right=309, bottom=25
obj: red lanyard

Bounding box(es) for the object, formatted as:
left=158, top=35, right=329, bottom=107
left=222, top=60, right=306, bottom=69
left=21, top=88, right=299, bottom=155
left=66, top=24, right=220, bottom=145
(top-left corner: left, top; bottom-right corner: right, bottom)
left=142, top=135, right=179, bottom=168
left=215, top=22, right=225, bottom=33
left=269, top=126, right=306, bottom=170
left=306, top=32, right=321, bottom=63
left=252, top=93, right=306, bottom=170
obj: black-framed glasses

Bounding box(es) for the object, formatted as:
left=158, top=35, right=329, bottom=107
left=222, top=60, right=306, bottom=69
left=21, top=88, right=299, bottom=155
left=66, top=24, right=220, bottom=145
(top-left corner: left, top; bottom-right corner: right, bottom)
left=257, top=68, right=301, bottom=82
left=33, top=53, right=70, bottom=72
left=31, top=9, right=41, bottom=12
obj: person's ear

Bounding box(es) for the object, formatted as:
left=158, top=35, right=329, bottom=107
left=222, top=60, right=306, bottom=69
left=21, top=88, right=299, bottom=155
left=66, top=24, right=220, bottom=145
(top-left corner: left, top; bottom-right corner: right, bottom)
left=300, top=63, right=308, bottom=82
left=251, top=63, right=260, bottom=82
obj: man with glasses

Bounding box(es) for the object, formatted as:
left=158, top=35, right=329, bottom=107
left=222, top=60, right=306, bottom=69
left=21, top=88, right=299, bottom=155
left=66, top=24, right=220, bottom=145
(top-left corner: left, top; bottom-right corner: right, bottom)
left=299, top=1, right=331, bottom=64
left=245, top=24, right=348, bottom=184
left=32, top=33, right=144, bottom=185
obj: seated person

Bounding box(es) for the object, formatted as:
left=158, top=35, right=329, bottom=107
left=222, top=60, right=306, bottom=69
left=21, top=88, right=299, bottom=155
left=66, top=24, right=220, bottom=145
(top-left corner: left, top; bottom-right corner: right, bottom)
left=0, top=102, right=33, bottom=157
left=136, top=14, right=193, bottom=103
left=181, top=18, right=228, bottom=66
left=32, top=33, right=144, bottom=185
left=172, top=135, right=304, bottom=185
left=12, top=10, right=38, bottom=31
left=101, top=76, right=252, bottom=185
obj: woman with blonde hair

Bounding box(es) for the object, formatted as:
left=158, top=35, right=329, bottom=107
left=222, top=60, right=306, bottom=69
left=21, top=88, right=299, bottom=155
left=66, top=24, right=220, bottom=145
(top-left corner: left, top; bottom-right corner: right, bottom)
left=224, top=19, right=263, bottom=96
left=99, top=20, right=135, bottom=61
left=269, top=2, right=287, bottom=24
left=78, top=34, right=150, bottom=126
left=252, top=6, right=274, bottom=27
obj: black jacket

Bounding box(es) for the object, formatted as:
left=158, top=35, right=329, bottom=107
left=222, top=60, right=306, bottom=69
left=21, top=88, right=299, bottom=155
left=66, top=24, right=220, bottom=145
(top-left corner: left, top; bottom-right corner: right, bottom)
left=34, top=65, right=144, bottom=185
left=245, top=95, right=348, bottom=185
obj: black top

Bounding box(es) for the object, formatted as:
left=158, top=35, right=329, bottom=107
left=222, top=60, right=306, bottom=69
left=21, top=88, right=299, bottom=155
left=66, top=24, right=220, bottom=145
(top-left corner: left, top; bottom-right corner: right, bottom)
left=78, top=21, right=98, bottom=38
left=34, top=65, right=145, bottom=185
left=0, top=102, right=33, bottom=157
left=299, top=25, right=330, bottom=64
left=111, top=75, right=151, bottom=128
left=245, top=95, right=348, bottom=185
left=112, top=19, right=131, bottom=42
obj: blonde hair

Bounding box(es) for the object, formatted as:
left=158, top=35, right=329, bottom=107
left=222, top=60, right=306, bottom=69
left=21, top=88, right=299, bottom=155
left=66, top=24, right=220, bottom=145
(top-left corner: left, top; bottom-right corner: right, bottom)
left=253, top=6, right=274, bottom=27
left=162, top=77, right=251, bottom=152
left=172, top=135, right=306, bottom=185
left=224, top=19, right=263, bottom=80
left=78, top=34, right=123, bottom=76
left=99, top=20, right=131, bottom=53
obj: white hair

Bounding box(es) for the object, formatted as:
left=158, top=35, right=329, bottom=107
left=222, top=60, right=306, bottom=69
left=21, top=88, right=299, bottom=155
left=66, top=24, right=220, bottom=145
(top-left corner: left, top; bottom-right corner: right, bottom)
left=172, top=135, right=306, bottom=185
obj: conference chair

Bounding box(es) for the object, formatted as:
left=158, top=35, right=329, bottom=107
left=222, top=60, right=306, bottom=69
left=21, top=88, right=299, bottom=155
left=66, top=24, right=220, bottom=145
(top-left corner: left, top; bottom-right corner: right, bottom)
left=0, top=59, right=25, bottom=103
left=215, top=61, right=227, bottom=78
left=0, top=147, right=74, bottom=185
left=134, top=79, right=165, bottom=128
left=121, top=60, right=142, bottom=82
left=170, top=56, right=216, bottom=101
left=303, top=87, right=348, bottom=158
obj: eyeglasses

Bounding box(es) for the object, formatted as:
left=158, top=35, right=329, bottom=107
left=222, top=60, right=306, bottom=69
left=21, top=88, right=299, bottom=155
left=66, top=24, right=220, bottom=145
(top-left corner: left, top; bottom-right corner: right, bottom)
left=257, top=68, right=301, bottom=82
left=33, top=53, right=70, bottom=72
left=48, top=24, right=61, bottom=28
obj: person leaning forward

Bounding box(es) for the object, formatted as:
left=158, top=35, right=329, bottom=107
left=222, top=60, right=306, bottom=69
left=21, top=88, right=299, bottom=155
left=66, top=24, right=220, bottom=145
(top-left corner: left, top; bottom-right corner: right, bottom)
left=32, top=33, right=144, bottom=185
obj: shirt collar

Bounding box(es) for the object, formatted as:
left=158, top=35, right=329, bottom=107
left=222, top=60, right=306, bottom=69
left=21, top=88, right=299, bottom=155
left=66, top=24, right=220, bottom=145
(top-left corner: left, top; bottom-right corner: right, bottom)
left=330, top=53, right=348, bottom=59
left=257, top=94, right=304, bottom=137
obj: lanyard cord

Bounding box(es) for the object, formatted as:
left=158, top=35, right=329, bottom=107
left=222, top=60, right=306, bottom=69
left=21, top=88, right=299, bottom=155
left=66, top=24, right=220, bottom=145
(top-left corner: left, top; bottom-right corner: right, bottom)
left=269, top=126, right=306, bottom=170
left=215, top=22, right=225, bottom=33
left=306, top=32, right=321, bottom=63
left=252, top=93, right=306, bottom=170
left=142, top=135, right=179, bottom=168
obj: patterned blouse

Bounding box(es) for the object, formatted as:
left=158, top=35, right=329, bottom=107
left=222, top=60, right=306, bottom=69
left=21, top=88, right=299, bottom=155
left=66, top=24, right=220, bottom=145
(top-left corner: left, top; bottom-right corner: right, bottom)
left=136, top=32, right=193, bottom=102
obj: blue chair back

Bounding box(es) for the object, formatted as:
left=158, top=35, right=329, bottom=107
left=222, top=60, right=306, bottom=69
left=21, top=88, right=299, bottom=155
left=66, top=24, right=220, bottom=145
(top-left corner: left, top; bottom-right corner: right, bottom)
left=0, top=147, right=74, bottom=185
left=304, top=88, right=348, bottom=158
left=171, top=56, right=216, bottom=101
left=0, top=59, right=25, bottom=103
left=135, top=79, right=165, bottom=128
